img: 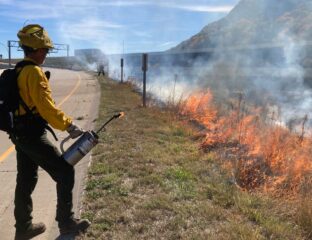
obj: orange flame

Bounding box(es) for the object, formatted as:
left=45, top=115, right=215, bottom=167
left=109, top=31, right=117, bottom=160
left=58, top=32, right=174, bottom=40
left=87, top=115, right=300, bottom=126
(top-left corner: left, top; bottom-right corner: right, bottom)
left=179, top=89, right=312, bottom=194
left=119, top=112, right=125, bottom=118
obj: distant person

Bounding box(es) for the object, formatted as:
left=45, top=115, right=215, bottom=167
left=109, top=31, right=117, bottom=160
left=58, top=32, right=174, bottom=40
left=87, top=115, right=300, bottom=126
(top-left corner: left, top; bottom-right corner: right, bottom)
left=97, top=63, right=105, bottom=76
left=11, top=24, right=90, bottom=239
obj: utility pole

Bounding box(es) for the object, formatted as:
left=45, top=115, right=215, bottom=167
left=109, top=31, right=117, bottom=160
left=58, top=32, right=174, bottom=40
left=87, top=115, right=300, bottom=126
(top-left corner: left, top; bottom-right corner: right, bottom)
left=142, top=53, right=148, bottom=107
left=8, top=41, right=10, bottom=66
left=7, top=40, right=70, bottom=66
left=7, top=40, right=19, bottom=67
left=120, top=58, right=124, bottom=83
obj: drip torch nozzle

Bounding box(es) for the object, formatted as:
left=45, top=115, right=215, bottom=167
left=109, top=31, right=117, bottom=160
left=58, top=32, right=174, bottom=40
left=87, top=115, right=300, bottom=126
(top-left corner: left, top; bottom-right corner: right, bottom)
left=118, top=112, right=125, bottom=118
left=96, top=112, right=125, bottom=134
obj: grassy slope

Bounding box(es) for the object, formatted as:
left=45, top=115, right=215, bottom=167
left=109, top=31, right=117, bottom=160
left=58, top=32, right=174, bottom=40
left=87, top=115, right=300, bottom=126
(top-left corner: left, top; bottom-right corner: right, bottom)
left=81, top=76, right=307, bottom=240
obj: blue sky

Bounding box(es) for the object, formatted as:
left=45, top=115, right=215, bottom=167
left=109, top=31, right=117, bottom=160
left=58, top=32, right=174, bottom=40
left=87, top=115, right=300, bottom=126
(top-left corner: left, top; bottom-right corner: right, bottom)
left=0, top=0, right=239, bottom=58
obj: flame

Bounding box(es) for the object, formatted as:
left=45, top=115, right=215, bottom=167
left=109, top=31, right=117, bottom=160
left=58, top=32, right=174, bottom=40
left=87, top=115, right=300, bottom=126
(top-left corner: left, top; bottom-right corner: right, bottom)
left=119, top=112, right=125, bottom=118
left=179, top=89, right=312, bottom=194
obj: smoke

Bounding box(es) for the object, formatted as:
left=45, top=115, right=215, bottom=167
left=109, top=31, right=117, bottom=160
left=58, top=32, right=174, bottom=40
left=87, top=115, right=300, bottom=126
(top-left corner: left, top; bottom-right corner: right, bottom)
left=194, top=32, right=312, bottom=130
left=105, top=0, right=312, bottom=133
left=37, top=0, right=307, bottom=134
left=250, top=32, right=307, bottom=126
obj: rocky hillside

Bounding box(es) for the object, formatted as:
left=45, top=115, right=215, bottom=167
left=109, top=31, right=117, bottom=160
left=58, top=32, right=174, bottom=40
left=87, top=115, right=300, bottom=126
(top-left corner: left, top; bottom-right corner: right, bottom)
left=171, top=0, right=312, bottom=52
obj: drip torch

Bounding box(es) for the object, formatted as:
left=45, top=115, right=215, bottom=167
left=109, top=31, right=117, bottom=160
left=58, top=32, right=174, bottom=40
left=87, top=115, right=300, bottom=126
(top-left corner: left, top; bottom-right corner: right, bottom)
left=60, top=112, right=125, bottom=166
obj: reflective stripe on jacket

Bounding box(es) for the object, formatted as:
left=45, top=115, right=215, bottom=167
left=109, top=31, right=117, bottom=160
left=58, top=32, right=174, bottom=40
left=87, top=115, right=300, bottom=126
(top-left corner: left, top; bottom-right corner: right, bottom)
left=17, top=58, right=72, bottom=131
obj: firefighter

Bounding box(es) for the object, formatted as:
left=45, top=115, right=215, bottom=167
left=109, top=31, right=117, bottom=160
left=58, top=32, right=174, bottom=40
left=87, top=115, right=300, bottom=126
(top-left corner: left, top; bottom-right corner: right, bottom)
left=11, top=24, right=90, bottom=239
left=97, top=62, right=105, bottom=76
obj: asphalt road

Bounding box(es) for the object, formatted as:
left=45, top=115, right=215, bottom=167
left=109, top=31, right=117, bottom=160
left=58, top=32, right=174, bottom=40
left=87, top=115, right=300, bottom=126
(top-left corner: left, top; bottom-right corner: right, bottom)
left=0, top=68, right=100, bottom=239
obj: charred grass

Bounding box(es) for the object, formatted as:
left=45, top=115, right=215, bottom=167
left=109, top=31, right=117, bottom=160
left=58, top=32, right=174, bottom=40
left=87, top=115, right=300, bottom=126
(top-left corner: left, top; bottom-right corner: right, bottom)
left=81, top=76, right=307, bottom=239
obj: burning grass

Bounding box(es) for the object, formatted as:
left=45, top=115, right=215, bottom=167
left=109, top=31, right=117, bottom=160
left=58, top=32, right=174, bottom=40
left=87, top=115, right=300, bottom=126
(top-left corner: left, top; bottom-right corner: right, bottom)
left=178, top=89, right=312, bottom=193
left=82, top=76, right=309, bottom=239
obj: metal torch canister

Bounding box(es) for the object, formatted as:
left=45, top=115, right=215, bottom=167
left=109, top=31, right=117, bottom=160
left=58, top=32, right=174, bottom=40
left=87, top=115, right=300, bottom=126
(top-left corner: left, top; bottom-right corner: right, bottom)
left=60, top=112, right=125, bottom=166
left=61, top=130, right=99, bottom=166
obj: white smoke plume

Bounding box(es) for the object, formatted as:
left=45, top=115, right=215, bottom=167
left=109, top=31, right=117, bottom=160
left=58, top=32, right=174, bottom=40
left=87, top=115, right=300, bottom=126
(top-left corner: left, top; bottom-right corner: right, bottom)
left=105, top=0, right=312, bottom=133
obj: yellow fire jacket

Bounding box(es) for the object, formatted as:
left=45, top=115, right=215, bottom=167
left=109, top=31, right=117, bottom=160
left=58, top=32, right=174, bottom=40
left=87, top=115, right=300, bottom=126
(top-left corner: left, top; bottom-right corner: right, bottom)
left=16, top=58, right=72, bottom=131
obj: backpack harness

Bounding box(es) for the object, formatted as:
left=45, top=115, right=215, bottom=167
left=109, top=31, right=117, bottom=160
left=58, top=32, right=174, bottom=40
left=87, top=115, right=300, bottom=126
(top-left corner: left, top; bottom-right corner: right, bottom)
left=0, top=61, right=58, bottom=141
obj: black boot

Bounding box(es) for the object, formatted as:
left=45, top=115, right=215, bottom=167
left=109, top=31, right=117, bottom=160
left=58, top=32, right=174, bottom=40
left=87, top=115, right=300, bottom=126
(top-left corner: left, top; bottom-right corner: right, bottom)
left=15, top=222, right=46, bottom=240
left=59, top=218, right=91, bottom=235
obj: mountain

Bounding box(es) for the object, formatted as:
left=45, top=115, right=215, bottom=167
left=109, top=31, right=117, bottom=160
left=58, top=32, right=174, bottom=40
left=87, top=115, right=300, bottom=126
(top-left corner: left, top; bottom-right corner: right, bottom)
left=170, top=0, right=312, bottom=52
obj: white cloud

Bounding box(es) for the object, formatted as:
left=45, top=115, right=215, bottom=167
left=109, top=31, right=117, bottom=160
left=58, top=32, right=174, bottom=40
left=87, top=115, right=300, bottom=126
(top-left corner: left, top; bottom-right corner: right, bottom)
left=60, top=18, right=123, bottom=41
left=132, top=31, right=152, bottom=38
left=0, top=0, right=236, bottom=54
left=160, top=41, right=177, bottom=47
left=77, top=18, right=123, bottom=29
left=58, top=18, right=126, bottom=54
left=99, top=1, right=150, bottom=7
left=0, top=1, right=234, bottom=21
left=95, top=0, right=236, bottom=12
left=0, top=0, right=13, bottom=3
left=0, top=1, right=62, bottom=19
left=94, top=1, right=235, bottom=13
left=175, top=4, right=234, bottom=13
left=0, top=11, right=60, bottom=20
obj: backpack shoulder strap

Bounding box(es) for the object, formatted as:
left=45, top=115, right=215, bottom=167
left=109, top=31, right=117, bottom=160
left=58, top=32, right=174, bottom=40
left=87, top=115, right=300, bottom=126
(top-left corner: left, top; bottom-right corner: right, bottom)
left=13, top=61, right=59, bottom=141
left=14, top=60, right=38, bottom=115
left=15, top=60, right=37, bottom=70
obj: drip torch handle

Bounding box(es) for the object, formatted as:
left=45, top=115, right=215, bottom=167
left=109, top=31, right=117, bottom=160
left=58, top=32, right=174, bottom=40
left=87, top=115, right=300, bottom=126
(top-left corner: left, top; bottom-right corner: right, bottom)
left=60, top=135, right=72, bottom=154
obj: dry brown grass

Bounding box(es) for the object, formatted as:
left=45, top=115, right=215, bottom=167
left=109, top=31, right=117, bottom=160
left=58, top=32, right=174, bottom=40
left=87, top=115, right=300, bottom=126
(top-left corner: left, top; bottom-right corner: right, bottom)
left=81, top=76, right=308, bottom=239
left=179, top=90, right=312, bottom=193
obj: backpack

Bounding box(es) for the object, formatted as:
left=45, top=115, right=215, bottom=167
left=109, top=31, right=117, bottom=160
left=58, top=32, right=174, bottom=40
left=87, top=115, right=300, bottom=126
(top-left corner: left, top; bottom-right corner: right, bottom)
left=0, top=61, right=36, bottom=133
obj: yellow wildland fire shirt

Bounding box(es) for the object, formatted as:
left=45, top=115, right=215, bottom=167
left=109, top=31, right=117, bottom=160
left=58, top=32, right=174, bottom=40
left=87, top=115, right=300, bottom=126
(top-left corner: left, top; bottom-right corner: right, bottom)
left=16, top=58, right=72, bottom=131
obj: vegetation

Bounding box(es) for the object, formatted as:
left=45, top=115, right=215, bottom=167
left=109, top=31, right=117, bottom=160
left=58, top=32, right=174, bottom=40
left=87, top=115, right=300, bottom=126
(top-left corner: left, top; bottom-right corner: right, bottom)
left=81, top=76, right=312, bottom=239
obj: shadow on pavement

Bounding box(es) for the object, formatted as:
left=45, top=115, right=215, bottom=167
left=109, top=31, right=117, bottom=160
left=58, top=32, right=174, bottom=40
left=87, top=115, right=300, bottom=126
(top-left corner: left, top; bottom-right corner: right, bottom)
left=55, top=232, right=83, bottom=240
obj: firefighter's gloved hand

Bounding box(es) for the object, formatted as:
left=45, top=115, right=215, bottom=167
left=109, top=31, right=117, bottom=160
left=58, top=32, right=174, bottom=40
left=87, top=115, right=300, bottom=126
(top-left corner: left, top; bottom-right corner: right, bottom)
left=67, top=123, right=84, bottom=139
left=45, top=71, right=51, bottom=80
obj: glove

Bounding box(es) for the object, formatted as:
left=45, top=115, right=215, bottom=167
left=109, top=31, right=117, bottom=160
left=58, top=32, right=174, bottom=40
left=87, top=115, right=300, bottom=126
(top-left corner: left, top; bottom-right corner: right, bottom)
left=66, top=123, right=84, bottom=139
left=45, top=71, right=51, bottom=80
